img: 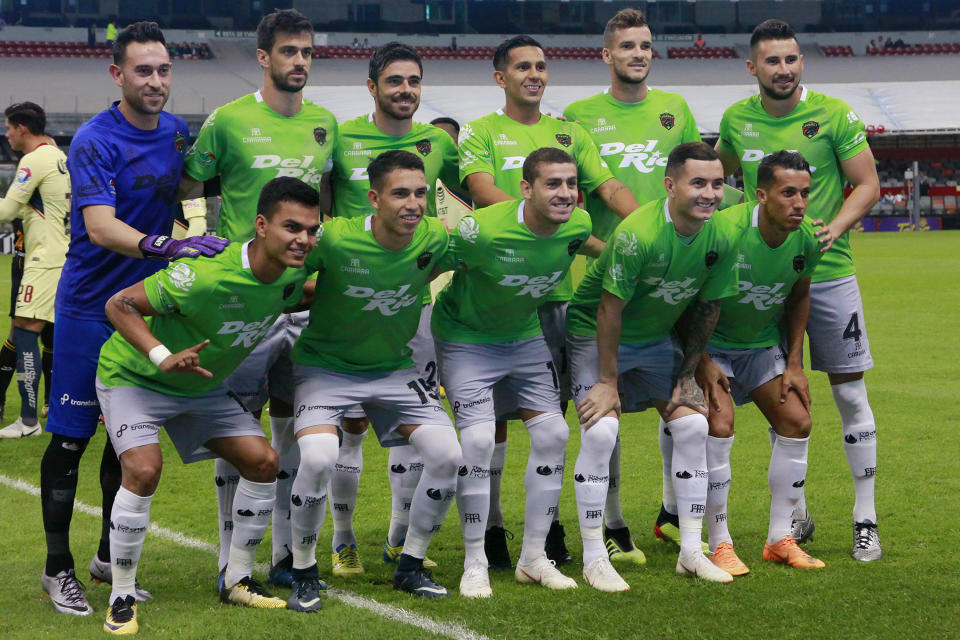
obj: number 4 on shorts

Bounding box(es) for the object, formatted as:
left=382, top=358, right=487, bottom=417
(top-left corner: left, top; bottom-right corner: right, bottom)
left=843, top=312, right=862, bottom=342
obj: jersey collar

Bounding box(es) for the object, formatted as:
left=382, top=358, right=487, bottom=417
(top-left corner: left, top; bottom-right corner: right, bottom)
left=663, top=198, right=673, bottom=223
left=752, top=204, right=761, bottom=227
left=517, top=200, right=526, bottom=223
left=799, top=85, right=808, bottom=102
left=254, top=90, right=307, bottom=105
left=365, top=214, right=374, bottom=232
left=241, top=240, right=252, bottom=269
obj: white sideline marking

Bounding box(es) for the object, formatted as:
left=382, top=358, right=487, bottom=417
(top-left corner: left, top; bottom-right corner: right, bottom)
left=0, top=473, right=492, bottom=640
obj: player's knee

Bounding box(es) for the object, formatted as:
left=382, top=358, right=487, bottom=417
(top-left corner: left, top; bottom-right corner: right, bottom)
left=460, top=421, right=496, bottom=461
left=411, top=424, right=461, bottom=478
left=525, top=412, right=569, bottom=458
left=296, top=432, right=339, bottom=480
left=776, top=413, right=811, bottom=439
left=123, top=458, right=162, bottom=496
left=239, top=444, right=279, bottom=483
left=581, top=415, right=619, bottom=455
left=707, top=418, right=735, bottom=438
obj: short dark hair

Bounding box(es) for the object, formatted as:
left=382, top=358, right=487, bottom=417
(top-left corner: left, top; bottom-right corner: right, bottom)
left=522, top=147, right=576, bottom=184
left=756, top=150, right=811, bottom=189
left=4, top=102, right=45, bottom=135
left=665, top=141, right=719, bottom=178
left=368, top=150, right=425, bottom=191
left=368, top=42, right=423, bottom=83
left=257, top=8, right=313, bottom=53
left=113, top=21, right=166, bottom=65
left=257, top=176, right=320, bottom=220
left=603, top=9, right=648, bottom=48
left=493, top=35, right=543, bottom=71
left=750, top=19, right=797, bottom=50
left=429, top=117, right=459, bottom=135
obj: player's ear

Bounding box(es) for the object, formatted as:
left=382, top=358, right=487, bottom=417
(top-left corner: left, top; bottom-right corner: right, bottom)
left=756, top=187, right=768, bottom=205
left=663, top=175, right=675, bottom=198
left=255, top=213, right=268, bottom=237
left=520, top=179, right=533, bottom=200
left=493, top=69, right=506, bottom=88
left=601, top=47, right=613, bottom=65
left=255, top=48, right=269, bottom=70
left=366, top=77, right=377, bottom=98
left=367, top=188, right=380, bottom=210
left=109, top=63, right=123, bottom=87
left=745, top=57, right=757, bottom=77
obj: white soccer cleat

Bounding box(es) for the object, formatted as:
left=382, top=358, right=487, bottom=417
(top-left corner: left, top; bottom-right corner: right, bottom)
left=515, top=554, right=577, bottom=590
left=459, top=560, right=492, bottom=598
left=582, top=556, right=630, bottom=592
left=0, top=417, right=41, bottom=438
left=42, top=569, right=93, bottom=616
left=676, top=550, right=733, bottom=584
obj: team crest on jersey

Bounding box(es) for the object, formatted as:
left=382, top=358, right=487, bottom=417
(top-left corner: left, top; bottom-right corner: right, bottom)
left=659, top=112, right=675, bottom=130
left=174, top=131, right=186, bottom=153
left=802, top=120, right=820, bottom=139
left=415, top=139, right=432, bottom=156
left=459, top=216, right=480, bottom=243
left=417, top=251, right=433, bottom=270
left=555, top=133, right=572, bottom=148
left=313, top=127, right=327, bottom=145
left=168, top=263, right=196, bottom=290
left=15, top=167, right=31, bottom=184
left=567, top=238, right=584, bottom=256
left=705, top=250, right=719, bottom=268
left=793, top=254, right=806, bottom=273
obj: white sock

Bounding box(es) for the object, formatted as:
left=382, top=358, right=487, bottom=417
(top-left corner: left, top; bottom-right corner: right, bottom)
left=833, top=379, right=878, bottom=523
left=386, top=444, right=423, bottom=546
left=658, top=418, right=677, bottom=515
left=604, top=434, right=627, bottom=529
left=271, top=441, right=299, bottom=565
left=768, top=423, right=808, bottom=518
left=225, top=478, right=275, bottom=588
left=109, top=487, right=152, bottom=602
left=573, top=416, right=618, bottom=566
left=706, top=435, right=734, bottom=551
left=668, top=414, right=709, bottom=555
left=488, top=440, right=507, bottom=528
left=457, top=422, right=495, bottom=567
left=290, top=433, right=339, bottom=570
left=403, top=424, right=461, bottom=560
left=330, top=429, right=365, bottom=551
left=520, top=413, right=568, bottom=565
left=214, top=458, right=240, bottom=571
left=768, top=434, right=809, bottom=543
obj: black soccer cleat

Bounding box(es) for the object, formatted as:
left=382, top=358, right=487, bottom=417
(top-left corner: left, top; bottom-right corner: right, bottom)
left=393, top=566, right=449, bottom=599
left=545, top=521, right=574, bottom=566
left=485, top=526, right=515, bottom=570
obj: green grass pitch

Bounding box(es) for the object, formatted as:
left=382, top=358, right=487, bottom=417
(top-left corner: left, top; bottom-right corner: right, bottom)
left=0, top=230, right=957, bottom=639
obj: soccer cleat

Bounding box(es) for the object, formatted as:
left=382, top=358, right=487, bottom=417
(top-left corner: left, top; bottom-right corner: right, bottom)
left=89, top=555, right=153, bottom=602
left=219, top=576, right=287, bottom=609
left=331, top=543, right=365, bottom=576
left=676, top=550, right=734, bottom=584
left=216, top=567, right=226, bottom=593
left=604, top=525, right=647, bottom=565
left=459, top=560, right=492, bottom=599
left=41, top=404, right=49, bottom=418
left=484, top=526, right=514, bottom=570
left=762, top=537, right=826, bottom=569
left=382, top=537, right=437, bottom=569
left=654, top=505, right=709, bottom=552
left=267, top=553, right=294, bottom=588
left=709, top=542, right=750, bottom=576
left=287, top=576, right=325, bottom=613
left=545, top=520, right=574, bottom=566
left=515, top=554, right=577, bottom=590
left=0, top=417, right=41, bottom=438
left=582, top=556, right=630, bottom=592
left=790, top=510, right=816, bottom=543
left=42, top=569, right=93, bottom=616
left=852, top=520, right=882, bottom=562
left=393, top=567, right=449, bottom=598
left=103, top=595, right=138, bottom=635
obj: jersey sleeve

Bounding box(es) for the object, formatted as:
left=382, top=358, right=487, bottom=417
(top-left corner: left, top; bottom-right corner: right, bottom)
left=5, top=156, right=40, bottom=205
left=832, top=100, right=869, bottom=161
left=458, top=120, right=494, bottom=185
left=801, top=223, right=823, bottom=278
left=680, top=100, right=702, bottom=143
left=304, top=224, right=329, bottom=274
left=143, top=260, right=211, bottom=316
left=716, top=108, right=736, bottom=156
left=571, top=122, right=614, bottom=194
left=437, top=132, right=461, bottom=192
left=68, top=130, right=118, bottom=210
left=183, top=109, right=222, bottom=182
left=439, top=212, right=483, bottom=271
left=601, top=228, right=647, bottom=301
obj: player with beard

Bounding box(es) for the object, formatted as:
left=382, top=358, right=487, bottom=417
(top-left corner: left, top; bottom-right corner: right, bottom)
left=180, top=9, right=339, bottom=587
left=322, top=42, right=459, bottom=578
left=563, top=8, right=705, bottom=563
left=459, top=35, right=640, bottom=570
left=715, top=19, right=882, bottom=561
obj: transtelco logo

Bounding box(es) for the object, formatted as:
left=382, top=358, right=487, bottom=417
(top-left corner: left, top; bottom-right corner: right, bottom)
left=597, top=140, right=667, bottom=173
left=498, top=272, right=563, bottom=298
left=216, top=314, right=276, bottom=347
left=643, top=276, right=698, bottom=305
left=344, top=284, right=419, bottom=316
left=736, top=281, right=787, bottom=311
left=249, top=155, right=323, bottom=184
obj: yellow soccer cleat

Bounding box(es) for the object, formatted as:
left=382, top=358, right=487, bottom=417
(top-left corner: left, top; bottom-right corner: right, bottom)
left=219, top=576, right=287, bottom=609
left=382, top=537, right=437, bottom=569
left=332, top=543, right=365, bottom=576
left=103, top=595, right=138, bottom=635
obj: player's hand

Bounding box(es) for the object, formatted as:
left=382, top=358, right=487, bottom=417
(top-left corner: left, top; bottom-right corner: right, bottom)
left=812, top=219, right=837, bottom=253
left=577, top=380, right=620, bottom=428
left=159, top=340, right=213, bottom=378
left=665, top=374, right=708, bottom=417
left=140, top=234, right=230, bottom=260
left=694, top=356, right=730, bottom=413
left=779, top=365, right=811, bottom=412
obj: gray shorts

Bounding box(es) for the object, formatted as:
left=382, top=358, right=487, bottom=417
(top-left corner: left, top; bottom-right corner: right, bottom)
left=707, top=344, right=786, bottom=406
left=807, top=275, right=873, bottom=373
left=538, top=301, right=571, bottom=403
left=436, top=337, right=560, bottom=428
left=292, top=364, right=452, bottom=447
left=568, top=334, right=681, bottom=413
left=96, top=378, right=265, bottom=464
left=224, top=311, right=308, bottom=411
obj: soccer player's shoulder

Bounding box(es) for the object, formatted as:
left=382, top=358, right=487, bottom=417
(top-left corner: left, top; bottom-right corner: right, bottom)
left=301, top=98, right=337, bottom=120
left=563, top=92, right=605, bottom=119
left=571, top=205, right=592, bottom=231
left=714, top=201, right=753, bottom=229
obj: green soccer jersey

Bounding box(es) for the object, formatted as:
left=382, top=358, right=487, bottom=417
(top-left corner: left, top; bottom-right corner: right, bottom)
left=331, top=115, right=459, bottom=220
left=459, top=110, right=614, bottom=302
left=566, top=198, right=740, bottom=344
left=184, top=91, right=338, bottom=242
left=564, top=89, right=701, bottom=242
left=97, top=241, right=306, bottom=396
left=293, top=215, right=449, bottom=373
left=709, top=203, right=822, bottom=349
left=432, top=200, right=592, bottom=344
left=718, top=87, right=869, bottom=283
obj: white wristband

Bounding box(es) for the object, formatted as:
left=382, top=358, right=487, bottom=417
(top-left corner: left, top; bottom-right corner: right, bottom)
left=148, top=344, right=173, bottom=367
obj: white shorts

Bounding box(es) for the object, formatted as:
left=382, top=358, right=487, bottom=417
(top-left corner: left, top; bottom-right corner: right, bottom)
left=567, top=334, right=682, bottom=413
left=292, top=364, right=452, bottom=447
left=224, top=311, right=307, bottom=411
left=436, top=336, right=560, bottom=428
left=707, top=344, right=786, bottom=406
left=538, top=301, right=571, bottom=403
left=807, top=275, right=873, bottom=373
left=96, top=379, right=265, bottom=464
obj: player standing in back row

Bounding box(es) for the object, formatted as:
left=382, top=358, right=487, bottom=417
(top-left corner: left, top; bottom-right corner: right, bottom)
left=715, top=19, right=882, bottom=561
